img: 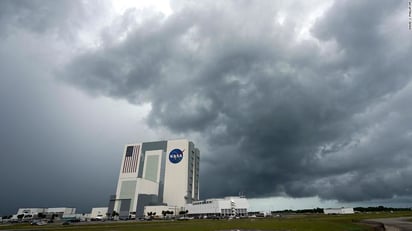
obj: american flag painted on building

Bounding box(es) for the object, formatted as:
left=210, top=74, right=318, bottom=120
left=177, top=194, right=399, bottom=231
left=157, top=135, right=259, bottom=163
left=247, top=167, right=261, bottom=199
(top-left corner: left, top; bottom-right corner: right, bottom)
left=122, top=145, right=140, bottom=173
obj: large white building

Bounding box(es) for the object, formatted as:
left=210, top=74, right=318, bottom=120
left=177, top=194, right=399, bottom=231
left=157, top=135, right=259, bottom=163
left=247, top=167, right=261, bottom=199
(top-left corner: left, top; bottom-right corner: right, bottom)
left=109, top=139, right=200, bottom=218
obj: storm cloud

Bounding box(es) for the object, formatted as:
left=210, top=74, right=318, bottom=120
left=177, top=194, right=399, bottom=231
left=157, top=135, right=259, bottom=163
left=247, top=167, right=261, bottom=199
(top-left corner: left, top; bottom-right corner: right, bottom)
left=1, top=0, right=412, bottom=216
left=0, top=0, right=143, bottom=215
left=63, top=0, right=412, bottom=202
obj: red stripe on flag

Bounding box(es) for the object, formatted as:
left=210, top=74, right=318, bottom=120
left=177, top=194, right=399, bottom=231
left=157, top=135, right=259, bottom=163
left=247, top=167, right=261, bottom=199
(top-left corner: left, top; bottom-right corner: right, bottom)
left=122, top=145, right=140, bottom=173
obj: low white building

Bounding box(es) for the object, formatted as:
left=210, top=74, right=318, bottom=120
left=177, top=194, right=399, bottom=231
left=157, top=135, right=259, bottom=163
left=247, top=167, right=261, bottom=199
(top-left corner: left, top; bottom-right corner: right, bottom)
left=16, top=208, right=46, bottom=216
left=185, top=196, right=249, bottom=217
left=324, top=207, right=354, bottom=214
left=12, top=207, right=76, bottom=221
left=46, top=207, right=76, bottom=217
left=90, top=207, right=108, bottom=220
left=12, top=208, right=46, bottom=221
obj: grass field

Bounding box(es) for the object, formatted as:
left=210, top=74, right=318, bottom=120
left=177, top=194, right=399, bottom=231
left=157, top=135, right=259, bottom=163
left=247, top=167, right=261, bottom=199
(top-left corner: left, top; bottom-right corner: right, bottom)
left=1, top=211, right=411, bottom=231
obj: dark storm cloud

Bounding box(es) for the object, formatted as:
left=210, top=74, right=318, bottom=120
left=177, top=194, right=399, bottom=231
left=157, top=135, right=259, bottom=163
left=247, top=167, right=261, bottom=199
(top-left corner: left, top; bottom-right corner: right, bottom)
left=0, top=0, right=124, bottom=216
left=63, top=0, right=412, bottom=203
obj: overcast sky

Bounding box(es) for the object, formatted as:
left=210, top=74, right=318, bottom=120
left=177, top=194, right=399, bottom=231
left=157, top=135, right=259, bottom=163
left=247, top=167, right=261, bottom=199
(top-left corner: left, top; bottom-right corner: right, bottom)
left=1, top=0, right=412, bottom=215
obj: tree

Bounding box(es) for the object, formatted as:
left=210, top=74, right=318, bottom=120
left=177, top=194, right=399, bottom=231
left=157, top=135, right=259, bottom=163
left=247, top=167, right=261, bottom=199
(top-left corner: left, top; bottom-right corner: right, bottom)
left=179, top=210, right=188, bottom=217
left=112, top=211, right=119, bottom=217
left=50, top=213, right=58, bottom=222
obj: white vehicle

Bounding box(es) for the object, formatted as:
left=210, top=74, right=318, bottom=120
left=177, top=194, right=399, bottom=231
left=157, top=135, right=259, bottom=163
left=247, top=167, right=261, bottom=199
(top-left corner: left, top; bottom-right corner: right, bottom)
left=94, top=215, right=105, bottom=221
left=31, top=220, right=47, bottom=226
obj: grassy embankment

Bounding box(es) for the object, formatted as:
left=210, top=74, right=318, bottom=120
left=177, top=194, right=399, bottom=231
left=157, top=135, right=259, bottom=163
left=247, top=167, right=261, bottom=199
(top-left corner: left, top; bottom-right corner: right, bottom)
left=1, top=211, right=411, bottom=231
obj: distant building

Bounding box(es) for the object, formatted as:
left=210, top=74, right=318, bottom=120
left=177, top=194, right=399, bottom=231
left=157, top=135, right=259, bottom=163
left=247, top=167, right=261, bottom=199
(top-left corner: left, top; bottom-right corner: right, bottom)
left=323, top=207, right=354, bottom=214
left=90, top=207, right=108, bottom=220
left=16, top=208, right=46, bottom=216
left=12, top=207, right=76, bottom=221
left=45, top=207, right=76, bottom=217
left=185, top=196, right=249, bottom=217
left=109, top=139, right=200, bottom=219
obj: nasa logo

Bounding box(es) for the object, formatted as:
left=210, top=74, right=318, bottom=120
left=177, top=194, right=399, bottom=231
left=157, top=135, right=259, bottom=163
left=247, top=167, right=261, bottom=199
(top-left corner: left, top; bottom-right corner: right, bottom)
left=169, top=149, right=184, bottom=164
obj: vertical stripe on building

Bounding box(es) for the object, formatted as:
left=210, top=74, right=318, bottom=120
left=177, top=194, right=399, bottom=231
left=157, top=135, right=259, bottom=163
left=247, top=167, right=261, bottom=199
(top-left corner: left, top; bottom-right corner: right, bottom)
left=122, top=145, right=140, bottom=173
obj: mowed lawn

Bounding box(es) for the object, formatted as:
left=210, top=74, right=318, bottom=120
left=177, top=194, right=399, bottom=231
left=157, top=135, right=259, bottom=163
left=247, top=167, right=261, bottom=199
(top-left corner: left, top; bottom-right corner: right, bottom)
left=1, top=212, right=412, bottom=231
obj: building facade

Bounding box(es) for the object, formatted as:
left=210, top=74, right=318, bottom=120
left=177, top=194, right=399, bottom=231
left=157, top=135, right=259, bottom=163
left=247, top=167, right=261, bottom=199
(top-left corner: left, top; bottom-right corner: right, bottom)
left=11, top=207, right=76, bottom=221
left=185, top=196, right=249, bottom=218
left=109, top=139, right=200, bottom=218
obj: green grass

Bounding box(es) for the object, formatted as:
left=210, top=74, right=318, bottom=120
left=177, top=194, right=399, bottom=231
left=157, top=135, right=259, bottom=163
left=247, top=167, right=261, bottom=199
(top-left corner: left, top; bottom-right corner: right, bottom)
left=1, top=211, right=412, bottom=231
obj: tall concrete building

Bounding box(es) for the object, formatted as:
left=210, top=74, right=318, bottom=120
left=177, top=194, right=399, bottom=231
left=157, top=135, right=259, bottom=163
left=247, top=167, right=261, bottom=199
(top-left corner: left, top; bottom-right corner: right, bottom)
left=108, top=139, right=200, bottom=218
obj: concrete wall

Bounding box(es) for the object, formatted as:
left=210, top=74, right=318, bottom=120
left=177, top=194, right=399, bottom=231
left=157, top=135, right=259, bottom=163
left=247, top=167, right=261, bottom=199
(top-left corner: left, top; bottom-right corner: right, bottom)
left=16, top=208, right=46, bottom=215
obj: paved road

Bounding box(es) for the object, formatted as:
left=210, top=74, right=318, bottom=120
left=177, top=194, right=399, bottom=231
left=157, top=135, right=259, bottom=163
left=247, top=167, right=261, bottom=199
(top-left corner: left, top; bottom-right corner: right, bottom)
left=366, top=217, right=412, bottom=231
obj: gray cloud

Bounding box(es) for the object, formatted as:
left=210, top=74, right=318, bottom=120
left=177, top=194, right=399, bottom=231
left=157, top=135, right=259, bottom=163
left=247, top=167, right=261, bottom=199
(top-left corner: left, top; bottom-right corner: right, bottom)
left=1, top=0, right=412, bottom=216
left=0, top=0, right=111, bottom=40
left=61, top=0, right=412, bottom=204
left=0, top=0, right=143, bottom=216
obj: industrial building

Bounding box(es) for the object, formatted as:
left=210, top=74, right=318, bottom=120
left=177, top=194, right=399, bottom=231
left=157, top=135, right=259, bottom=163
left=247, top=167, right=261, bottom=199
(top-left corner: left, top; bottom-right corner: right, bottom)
left=185, top=196, right=249, bottom=218
left=323, top=207, right=354, bottom=214
left=109, top=139, right=200, bottom=218
left=143, top=196, right=249, bottom=219
left=11, top=207, right=76, bottom=221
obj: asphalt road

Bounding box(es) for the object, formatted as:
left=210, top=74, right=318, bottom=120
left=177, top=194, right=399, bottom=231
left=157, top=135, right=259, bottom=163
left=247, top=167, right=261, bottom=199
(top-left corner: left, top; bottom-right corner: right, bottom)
left=366, top=217, right=412, bottom=231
